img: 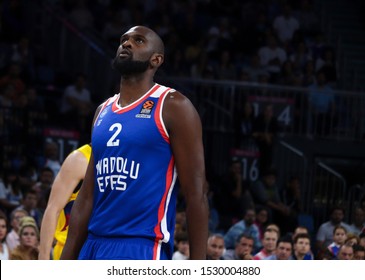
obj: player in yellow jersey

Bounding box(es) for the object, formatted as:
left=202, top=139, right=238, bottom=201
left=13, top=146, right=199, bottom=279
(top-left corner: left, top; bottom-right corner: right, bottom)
left=38, top=144, right=91, bottom=259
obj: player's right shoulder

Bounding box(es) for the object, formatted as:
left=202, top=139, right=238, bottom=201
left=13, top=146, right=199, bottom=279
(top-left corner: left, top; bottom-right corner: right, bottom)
left=94, top=94, right=119, bottom=121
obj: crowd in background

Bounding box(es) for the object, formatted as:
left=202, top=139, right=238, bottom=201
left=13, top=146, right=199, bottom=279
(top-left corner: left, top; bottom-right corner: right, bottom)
left=0, top=0, right=364, bottom=260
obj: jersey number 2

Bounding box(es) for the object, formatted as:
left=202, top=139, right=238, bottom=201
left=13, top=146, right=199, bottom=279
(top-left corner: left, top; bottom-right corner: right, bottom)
left=106, top=123, right=122, bottom=147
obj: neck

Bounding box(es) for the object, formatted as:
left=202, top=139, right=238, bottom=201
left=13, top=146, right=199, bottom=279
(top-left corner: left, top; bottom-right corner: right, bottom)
left=295, top=252, right=305, bottom=260
left=118, top=76, right=155, bottom=107
left=264, top=248, right=273, bottom=254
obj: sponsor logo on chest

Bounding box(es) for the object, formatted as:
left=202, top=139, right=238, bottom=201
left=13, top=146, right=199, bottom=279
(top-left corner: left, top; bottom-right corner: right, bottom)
left=135, top=100, right=155, bottom=119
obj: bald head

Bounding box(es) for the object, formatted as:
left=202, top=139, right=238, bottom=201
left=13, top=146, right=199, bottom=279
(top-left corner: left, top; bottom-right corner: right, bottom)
left=124, top=26, right=165, bottom=55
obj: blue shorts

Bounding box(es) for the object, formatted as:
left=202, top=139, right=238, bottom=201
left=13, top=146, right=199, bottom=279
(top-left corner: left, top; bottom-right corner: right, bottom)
left=78, top=234, right=171, bottom=260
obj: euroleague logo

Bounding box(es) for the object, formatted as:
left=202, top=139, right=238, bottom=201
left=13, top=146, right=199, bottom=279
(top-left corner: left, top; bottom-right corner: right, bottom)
left=143, top=100, right=154, bottom=109
left=136, top=100, right=154, bottom=118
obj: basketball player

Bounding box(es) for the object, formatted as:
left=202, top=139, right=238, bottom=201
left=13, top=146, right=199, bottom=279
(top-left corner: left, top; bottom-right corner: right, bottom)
left=61, top=26, right=209, bottom=260
left=38, top=144, right=91, bottom=259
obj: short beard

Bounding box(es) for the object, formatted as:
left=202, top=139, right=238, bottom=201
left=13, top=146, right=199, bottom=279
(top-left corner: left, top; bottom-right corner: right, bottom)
left=112, top=56, right=150, bottom=76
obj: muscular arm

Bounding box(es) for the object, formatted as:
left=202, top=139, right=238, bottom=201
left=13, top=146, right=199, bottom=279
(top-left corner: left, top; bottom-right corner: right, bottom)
left=38, top=150, right=89, bottom=259
left=163, top=91, right=209, bottom=259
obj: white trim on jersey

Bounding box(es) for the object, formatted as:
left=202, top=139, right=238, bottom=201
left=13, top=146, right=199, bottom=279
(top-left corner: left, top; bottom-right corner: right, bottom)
left=160, top=166, right=178, bottom=243
left=156, top=88, right=176, bottom=138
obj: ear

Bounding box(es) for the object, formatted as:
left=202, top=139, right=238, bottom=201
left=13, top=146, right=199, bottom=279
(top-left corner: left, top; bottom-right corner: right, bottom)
left=150, top=53, right=164, bottom=68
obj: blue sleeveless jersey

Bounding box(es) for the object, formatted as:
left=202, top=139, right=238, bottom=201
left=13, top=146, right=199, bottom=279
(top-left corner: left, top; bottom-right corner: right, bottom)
left=90, top=84, right=178, bottom=259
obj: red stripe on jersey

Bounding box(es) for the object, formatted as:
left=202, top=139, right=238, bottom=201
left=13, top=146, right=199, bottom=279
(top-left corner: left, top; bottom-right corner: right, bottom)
left=152, top=158, right=175, bottom=259
left=154, top=88, right=171, bottom=144
left=112, top=84, right=160, bottom=114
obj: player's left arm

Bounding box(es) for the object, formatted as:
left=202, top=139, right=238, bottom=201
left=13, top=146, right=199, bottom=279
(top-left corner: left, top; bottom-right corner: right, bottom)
left=163, top=90, right=209, bottom=260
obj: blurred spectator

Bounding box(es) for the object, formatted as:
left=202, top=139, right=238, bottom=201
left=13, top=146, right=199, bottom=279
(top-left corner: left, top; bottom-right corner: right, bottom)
left=292, top=226, right=315, bottom=259
left=223, top=233, right=254, bottom=260
left=289, top=41, right=312, bottom=74
left=353, top=244, right=365, bottom=260
left=32, top=167, right=54, bottom=211
left=360, top=232, right=365, bottom=248
left=309, top=32, right=328, bottom=62
left=17, top=159, right=38, bottom=192
left=280, top=175, right=302, bottom=233
left=9, top=36, right=36, bottom=83
left=15, top=189, right=43, bottom=228
left=292, top=233, right=313, bottom=260
left=60, top=73, right=94, bottom=133
left=254, top=206, right=269, bottom=240
left=0, top=168, right=23, bottom=215
left=265, top=234, right=293, bottom=260
left=206, top=18, right=232, bottom=60
left=278, top=60, right=297, bottom=86
left=215, top=159, right=254, bottom=231
left=316, top=206, right=351, bottom=259
left=10, top=216, right=39, bottom=260
left=273, top=4, right=300, bottom=44
left=307, top=70, right=336, bottom=136
left=252, top=104, right=279, bottom=173
left=336, top=243, right=354, bottom=260
left=205, top=26, right=221, bottom=59
left=266, top=223, right=281, bottom=238
left=348, top=207, right=365, bottom=235
left=206, top=233, right=225, bottom=260
left=250, top=168, right=292, bottom=234
left=172, top=231, right=189, bottom=260
left=345, top=233, right=360, bottom=247
left=242, top=54, right=269, bottom=83
left=24, top=86, right=43, bottom=110
left=41, top=141, right=61, bottom=177
left=0, top=213, right=10, bottom=260
left=6, top=208, right=28, bottom=251
left=315, top=47, right=338, bottom=84
left=215, top=50, right=237, bottom=81
left=258, top=34, right=287, bottom=83
left=292, top=225, right=310, bottom=240
left=224, top=208, right=261, bottom=252
left=324, top=225, right=348, bottom=259
left=0, top=62, right=26, bottom=100
left=253, top=228, right=279, bottom=260
left=301, top=60, right=316, bottom=87
left=1, top=0, right=364, bottom=262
